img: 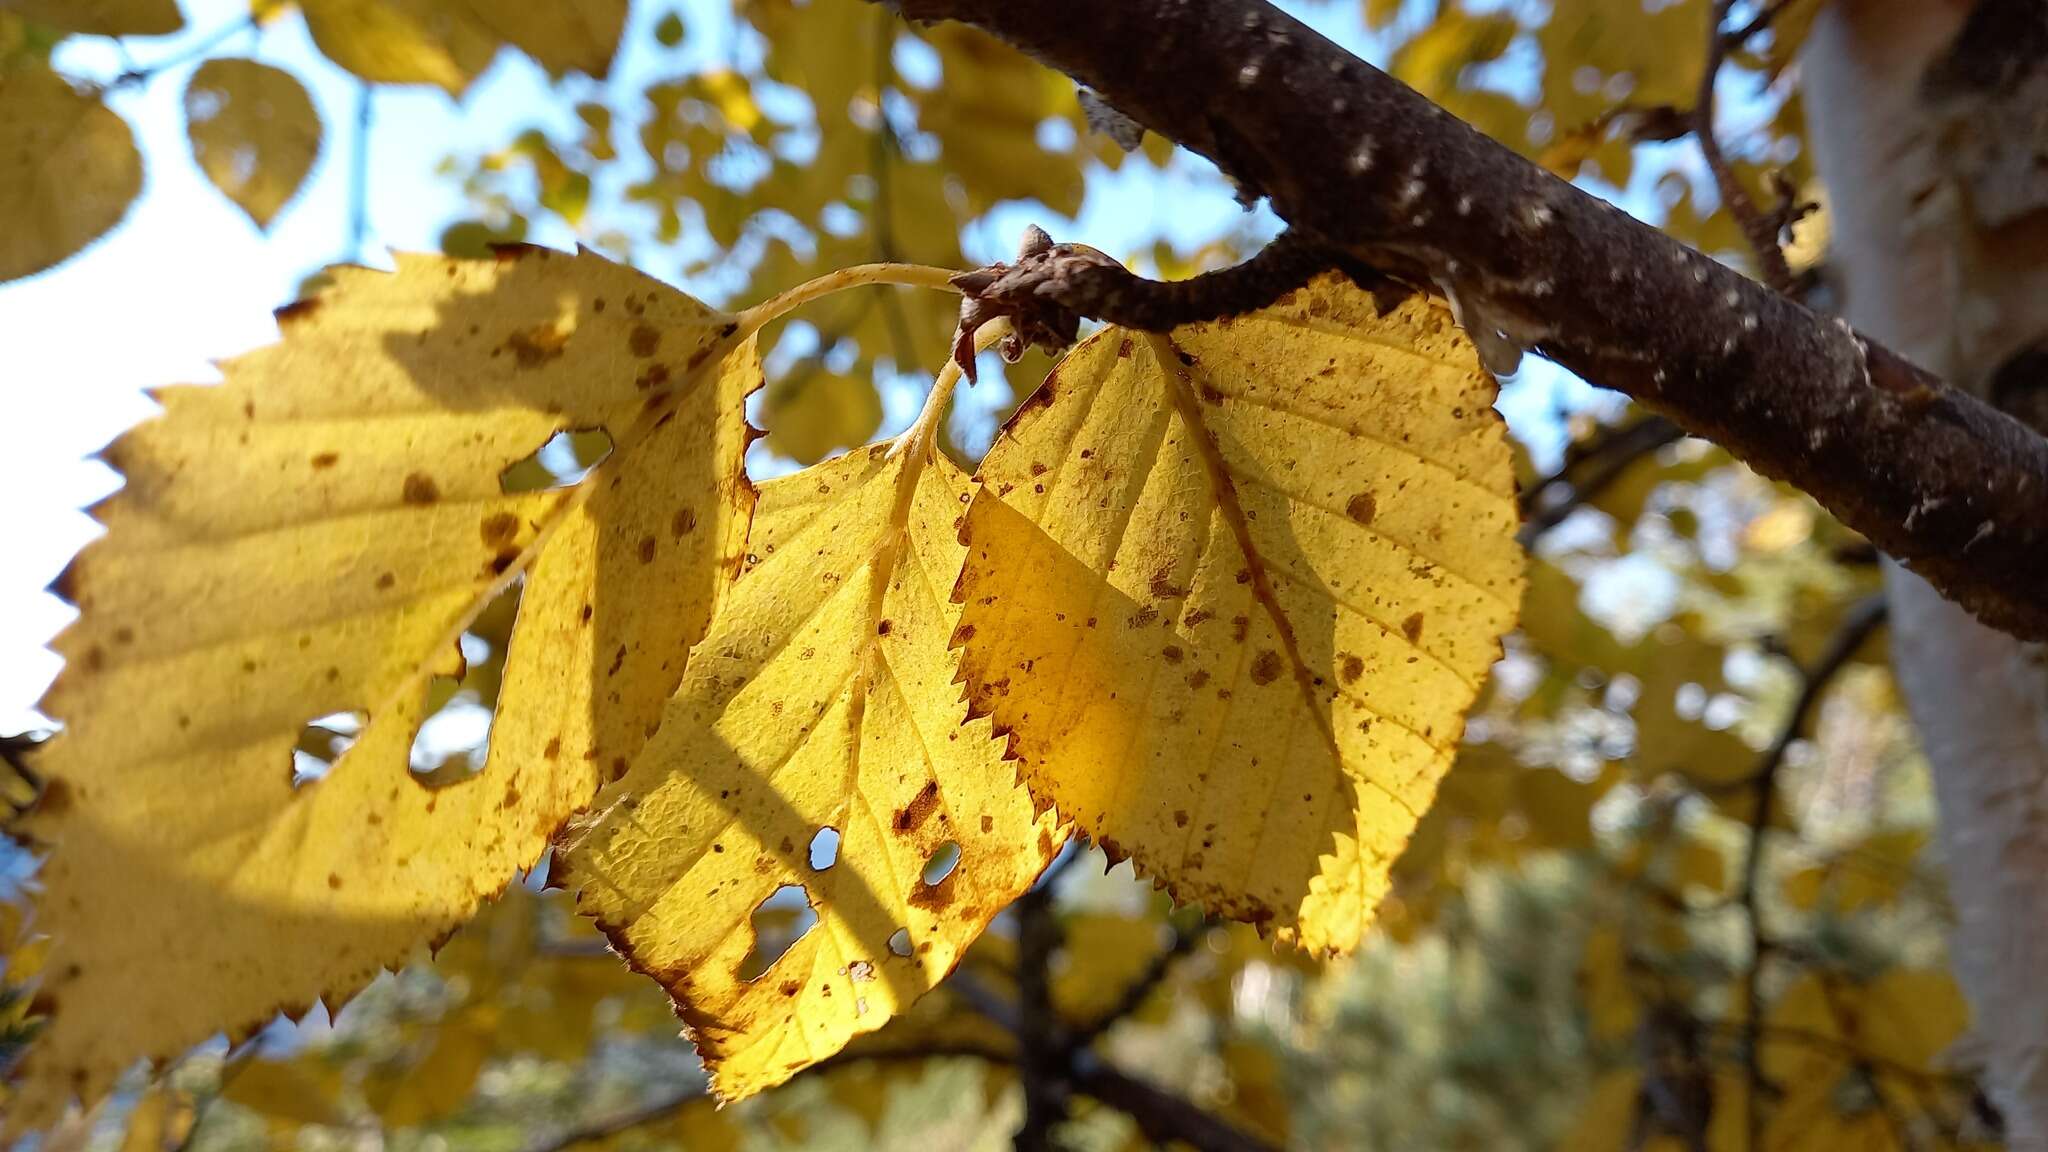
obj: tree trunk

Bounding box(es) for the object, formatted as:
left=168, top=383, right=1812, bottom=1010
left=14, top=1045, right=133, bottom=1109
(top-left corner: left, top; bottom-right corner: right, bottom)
left=1804, top=2, right=2048, bottom=1145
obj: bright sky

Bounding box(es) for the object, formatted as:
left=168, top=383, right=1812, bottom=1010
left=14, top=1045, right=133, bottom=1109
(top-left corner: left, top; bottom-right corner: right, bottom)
left=0, top=0, right=1628, bottom=735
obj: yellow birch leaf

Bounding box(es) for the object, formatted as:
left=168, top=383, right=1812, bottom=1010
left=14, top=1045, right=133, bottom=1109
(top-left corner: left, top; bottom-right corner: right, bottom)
left=1, top=0, right=182, bottom=36
left=952, top=274, right=1523, bottom=953
left=457, top=0, right=627, bottom=79
left=184, top=59, right=322, bottom=230
left=117, top=1086, right=194, bottom=1152
left=559, top=441, right=1062, bottom=1101
left=299, top=0, right=497, bottom=95
left=13, top=246, right=758, bottom=1124
left=0, top=66, right=140, bottom=282
left=760, top=368, right=884, bottom=465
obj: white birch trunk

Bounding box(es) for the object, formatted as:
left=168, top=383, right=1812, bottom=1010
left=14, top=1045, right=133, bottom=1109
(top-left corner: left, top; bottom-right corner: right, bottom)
left=1804, top=2, right=2048, bottom=1145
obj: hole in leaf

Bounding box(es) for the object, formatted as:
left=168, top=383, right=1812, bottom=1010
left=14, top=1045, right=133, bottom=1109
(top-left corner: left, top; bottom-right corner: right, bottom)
left=808, top=827, right=841, bottom=871
left=500, top=427, right=614, bottom=493
left=920, top=840, right=961, bottom=887
left=738, top=884, right=817, bottom=981
left=291, top=711, right=367, bottom=787
left=408, top=579, right=522, bottom=788
left=887, top=928, right=912, bottom=957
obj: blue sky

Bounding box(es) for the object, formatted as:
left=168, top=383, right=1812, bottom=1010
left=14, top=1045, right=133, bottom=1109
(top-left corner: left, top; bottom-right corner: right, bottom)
left=0, top=0, right=1634, bottom=734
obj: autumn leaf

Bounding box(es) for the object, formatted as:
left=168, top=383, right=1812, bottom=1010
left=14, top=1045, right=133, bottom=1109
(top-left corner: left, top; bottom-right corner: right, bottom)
left=12, top=246, right=757, bottom=1123
left=299, top=0, right=499, bottom=95
left=0, top=66, right=140, bottom=282
left=457, top=0, right=628, bottom=79
left=2, top=0, right=182, bottom=36
left=184, top=59, right=322, bottom=230
left=559, top=425, right=1062, bottom=1100
left=952, top=274, right=1524, bottom=953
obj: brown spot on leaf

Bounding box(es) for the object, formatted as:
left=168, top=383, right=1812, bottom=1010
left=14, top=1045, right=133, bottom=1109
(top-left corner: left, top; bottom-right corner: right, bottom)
left=402, top=472, right=440, bottom=505
left=1402, top=612, right=1425, bottom=643
left=877, top=619, right=893, bottom=636
left=377, top=571, right=396, bottom=590
left=480, top=511, right=520, bottom=548
left=671, top=508, right=697, bottom=537
left=893, top=780, right=940, bottom=833
left=1340, top=654, right=1365, bottom=684
left=310, top=452, right=339, bottom=469
left=636, top=363, right=671, bottom=390
left=638, top=535, right=657, bottom=564
left=1347, top=492, right=1377, bottom=524
left=501, top=324, right=569, bottom=367
left=1162, top=644, right=1184, bottom=663
left=1251, top=649, right=1283, bottom=685
left=327, top=873, right=342, bottom=890
left=629, top=323, right=660, bottom=357
left=544, top=737, right=561, bottom=760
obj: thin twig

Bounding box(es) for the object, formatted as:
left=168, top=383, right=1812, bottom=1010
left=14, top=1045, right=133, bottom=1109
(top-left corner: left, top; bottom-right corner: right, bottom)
left=347, top=83, right=372, bottom=263
left=1697, top=0, right=1796, bottom=293
left=1518, top=416, right=1685, bottom=544
left=1069, top=1054, right=1280, bottom=1152
left=105, top=15, right=259, bottom=91
left=1734, top=593, right=1888, bottom=1149
left=1013, top=880, right=1066, bottom=1151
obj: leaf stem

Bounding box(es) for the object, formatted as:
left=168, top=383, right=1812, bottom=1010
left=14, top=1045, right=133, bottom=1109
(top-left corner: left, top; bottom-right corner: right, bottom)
left=890, top=318, right=1010, bottom=460
left=734, top=262, right=963, bottom=338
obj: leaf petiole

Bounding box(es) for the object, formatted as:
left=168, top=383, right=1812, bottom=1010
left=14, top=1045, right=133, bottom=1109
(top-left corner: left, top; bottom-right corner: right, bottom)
left=890, top=318, right=1012, bottom=461
left=733, top=262, right=963, bottom=338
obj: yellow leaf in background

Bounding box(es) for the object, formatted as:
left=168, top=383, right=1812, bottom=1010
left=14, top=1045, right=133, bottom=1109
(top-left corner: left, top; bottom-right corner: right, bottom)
left=184, top=59, right=322, bottom=230
left=1390, top=11, right=1519, bottom=99
left=0, top=66, right=140, bottom=282
left=457, top=0, right=627, bottom=79
left=560, top=442, right=1061, bottom=1101
left=1, top=0, right=181, bottom=35
left=1558, top=1070, right=1641, bottom=1152
left=761, top=368, right=884, bottom=465
left=918, top=22, right=1084, bottom=217
left=220, top=1061, right=348, bottom=1128
left=300, top=0, right=497, bottom=95
left=1053, top=914, right=1167, bottom=1022
left=1538, top=0, right=1707, bottom=131
left=117, top=1086, right=195, bottom=1152
left=1674, top=836, right=1726, bottom=894
left=953, top=274, right=1524, bottom=953
left=366, top=1021, right=493, bottom=1126
left=14, top=247, right=757, bottom=1124
left=1363, top=0, right=1404, bottom=31
left=1579, top=927, right=1640, bottom=1040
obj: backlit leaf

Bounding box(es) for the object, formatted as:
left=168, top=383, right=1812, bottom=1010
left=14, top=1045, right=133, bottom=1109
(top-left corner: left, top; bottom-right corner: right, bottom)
left=300, top=0, right=497, bottom=95
left=952, top=274, right=1524, bottom=952
left=457, top=0, right=627, bottom=79
left=560, top=441, right=1061, bottom=1101
left=184, top=59, right=321, bottom=229
left=0, top=66, right=140, bottom=282
left=14, top=246, right=757, bottom=1122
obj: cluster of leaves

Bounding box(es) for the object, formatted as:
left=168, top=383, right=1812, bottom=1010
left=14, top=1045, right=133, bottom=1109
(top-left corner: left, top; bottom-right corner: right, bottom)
left=0, top=236, right=1522, bottom=1135
left=0, top=0, right=630, bottom=280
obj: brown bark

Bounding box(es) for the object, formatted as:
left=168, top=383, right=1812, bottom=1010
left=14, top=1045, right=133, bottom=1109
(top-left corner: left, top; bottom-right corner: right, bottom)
left=888, top=0, right=2048, bottom=642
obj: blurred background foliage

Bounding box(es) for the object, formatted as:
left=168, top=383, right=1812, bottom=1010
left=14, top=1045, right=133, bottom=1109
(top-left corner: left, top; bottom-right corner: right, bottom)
left=0, top=0, right=1994, bottom=1148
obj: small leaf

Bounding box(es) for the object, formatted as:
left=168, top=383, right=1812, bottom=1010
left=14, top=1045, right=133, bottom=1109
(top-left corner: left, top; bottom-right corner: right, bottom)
left=0, top=67, right=141, bottom=282
left=184, top=59, right=322, bottom=230
left=560, top=442, right=1062, bottom=1101
left=953, top=275, right=1524, bottom=953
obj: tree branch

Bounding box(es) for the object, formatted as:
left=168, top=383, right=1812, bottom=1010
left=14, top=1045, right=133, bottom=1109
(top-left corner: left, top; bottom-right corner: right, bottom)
left=1696, top=0, right=1796, bottom=293
left=1069, top=1054, right=1280, bottom=1152
left=1733, top=593, right=1889, bottom=1148
left=889, top=0, right=2048, bottom=643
